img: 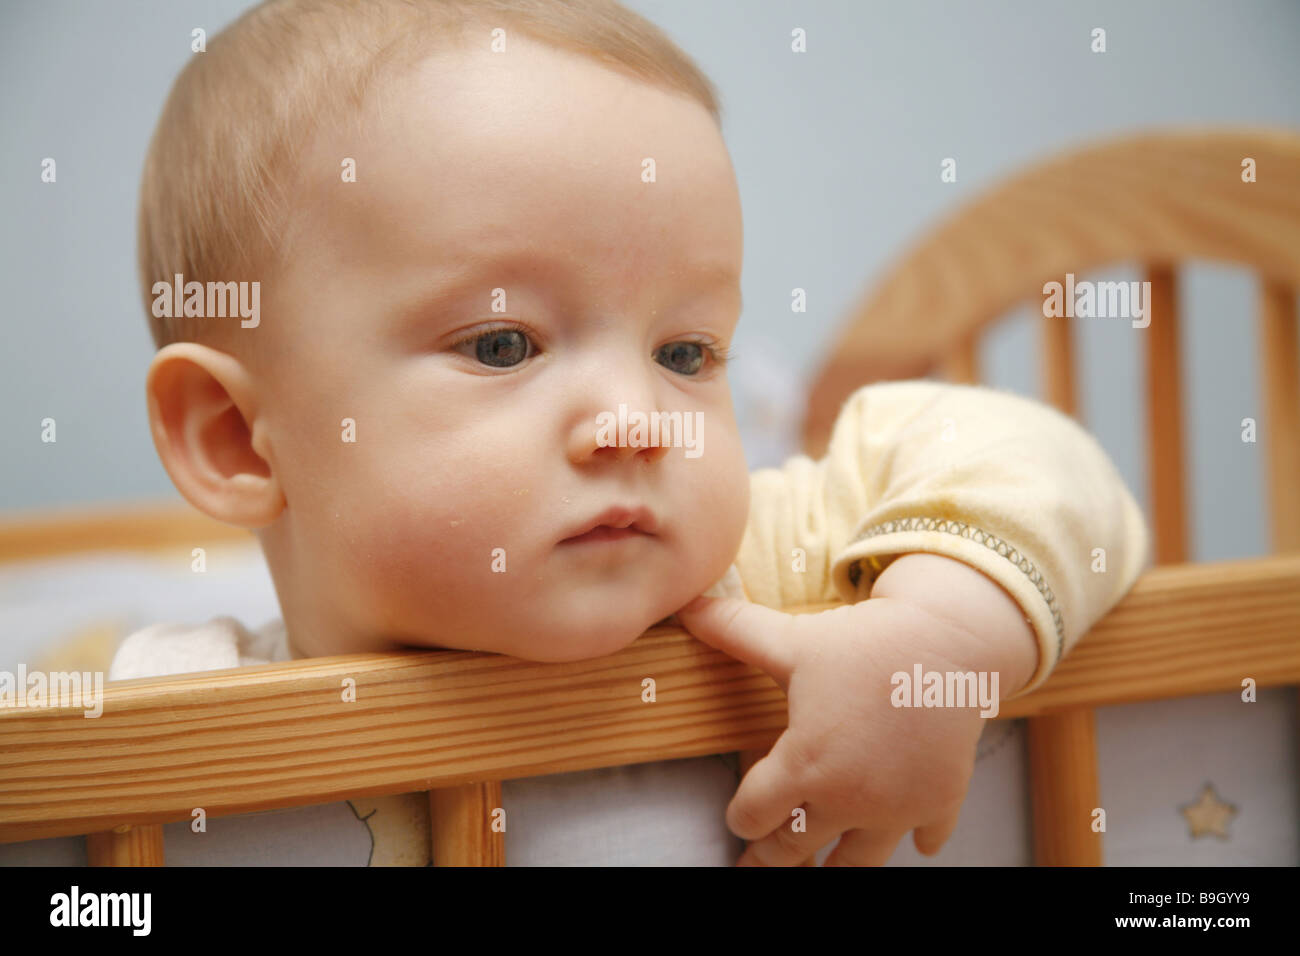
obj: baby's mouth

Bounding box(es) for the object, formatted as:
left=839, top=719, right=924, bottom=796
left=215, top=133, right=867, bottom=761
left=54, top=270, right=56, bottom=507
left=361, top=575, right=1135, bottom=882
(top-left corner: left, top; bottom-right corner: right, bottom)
left=560, top=525, right=653, bottom=545
left=558, top=504, right=659, bottom=545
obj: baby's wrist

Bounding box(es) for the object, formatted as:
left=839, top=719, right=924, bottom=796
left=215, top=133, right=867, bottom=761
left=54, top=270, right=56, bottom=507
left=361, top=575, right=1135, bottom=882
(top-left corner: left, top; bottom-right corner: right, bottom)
left=866, top=552, right=1039, bottom=697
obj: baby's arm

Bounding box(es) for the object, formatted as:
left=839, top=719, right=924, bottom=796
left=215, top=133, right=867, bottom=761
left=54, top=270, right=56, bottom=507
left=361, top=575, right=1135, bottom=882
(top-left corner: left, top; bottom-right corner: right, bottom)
left=869, top=551, right=1039, bottom=697
left=735, top=379, right=1151, bottom=697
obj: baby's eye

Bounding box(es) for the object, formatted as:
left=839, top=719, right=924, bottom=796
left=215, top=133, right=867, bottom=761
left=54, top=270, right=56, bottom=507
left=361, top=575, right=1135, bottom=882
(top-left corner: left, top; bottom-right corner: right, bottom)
left=654, top=341, right=708, bottom=375
left=451, top=326, right=535, bottom=368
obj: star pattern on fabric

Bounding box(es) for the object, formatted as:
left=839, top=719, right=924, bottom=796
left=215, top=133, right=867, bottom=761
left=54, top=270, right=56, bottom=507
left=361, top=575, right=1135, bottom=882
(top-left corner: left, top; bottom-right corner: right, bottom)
left=1179, top=783, right=1236, bottom=839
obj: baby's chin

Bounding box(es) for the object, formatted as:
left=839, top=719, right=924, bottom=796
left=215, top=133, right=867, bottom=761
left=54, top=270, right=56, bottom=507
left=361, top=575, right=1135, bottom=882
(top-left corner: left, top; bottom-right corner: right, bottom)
left=373, top=580, right=700, bottom=661
left=507, top=614, right=660, bottom=663
left=475, top=601, right=679, bottom=663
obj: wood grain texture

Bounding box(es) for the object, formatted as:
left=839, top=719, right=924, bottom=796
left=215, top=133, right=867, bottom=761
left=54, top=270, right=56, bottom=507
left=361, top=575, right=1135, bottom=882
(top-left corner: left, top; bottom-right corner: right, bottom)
left=429, top=782, right=504, bottom=866
left=85, top=823, right=164, bottom=866
left=1026, top=712, right=1103, bottom=866
left=803, top=128, right=1300, bottom=456
left=3, top=555, right=1298, bottom=844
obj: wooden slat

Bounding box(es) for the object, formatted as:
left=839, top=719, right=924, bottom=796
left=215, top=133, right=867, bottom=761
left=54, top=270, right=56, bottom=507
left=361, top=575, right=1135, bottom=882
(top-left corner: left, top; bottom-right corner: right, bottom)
left=1026, top=712, right=1102, bottom=866
left=1256, top=280, right=1300, bottom=879
left=429, top=782, right=504, bottom=866
left=1033, top=312, right=1096, bottom=863
left=1145, top=265, right=1189, bottom=564
left=1041, top=313, right=1078, bottom=420
left=941, top=335, right=980, bottom=385
left=85, top=823, right=164, bottom=866
left=802, top=129, right=1300, bottom=455
left=2, top=555, right=1298, bottom=845
left=0, top=502, right=252, bottom=565
left=1259, top=281, right=1300, bottom=552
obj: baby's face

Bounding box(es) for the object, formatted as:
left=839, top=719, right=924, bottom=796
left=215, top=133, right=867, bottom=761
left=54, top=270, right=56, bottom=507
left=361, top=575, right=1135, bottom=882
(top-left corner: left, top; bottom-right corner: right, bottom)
left=253, top=37, right=750, bottom=661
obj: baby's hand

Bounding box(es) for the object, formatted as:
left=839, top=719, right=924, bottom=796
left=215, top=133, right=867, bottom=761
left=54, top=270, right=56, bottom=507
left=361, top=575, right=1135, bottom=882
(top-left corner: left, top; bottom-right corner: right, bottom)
left=676, top=554, right=1037, bottom=866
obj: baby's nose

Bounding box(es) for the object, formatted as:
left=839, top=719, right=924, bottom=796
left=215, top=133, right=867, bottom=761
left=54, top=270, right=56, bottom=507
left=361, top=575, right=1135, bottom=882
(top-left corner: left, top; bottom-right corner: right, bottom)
left=585, top=407, right=672, bottom=462
left=592, top=438, right=670, bottom=465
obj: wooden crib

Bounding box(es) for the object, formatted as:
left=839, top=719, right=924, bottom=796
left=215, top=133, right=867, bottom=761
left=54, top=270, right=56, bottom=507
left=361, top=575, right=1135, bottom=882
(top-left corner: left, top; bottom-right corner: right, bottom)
left=2, top=127, right=1298, bottom=866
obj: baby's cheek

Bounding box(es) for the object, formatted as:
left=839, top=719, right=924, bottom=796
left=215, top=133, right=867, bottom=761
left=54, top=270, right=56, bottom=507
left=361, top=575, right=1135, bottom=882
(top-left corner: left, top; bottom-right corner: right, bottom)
left=697, top=438, right=751, bottom=552
left=728, top=454, right=752, bottom=544
left=340, top=482, right=524, bottom=626
left=342, top=487, right=459, bottom=577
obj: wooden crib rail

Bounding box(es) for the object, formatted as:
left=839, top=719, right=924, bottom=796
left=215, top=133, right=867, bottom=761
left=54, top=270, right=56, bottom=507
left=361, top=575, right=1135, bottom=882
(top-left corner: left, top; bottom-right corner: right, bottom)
left=3, top=553, right=1298, bottom=848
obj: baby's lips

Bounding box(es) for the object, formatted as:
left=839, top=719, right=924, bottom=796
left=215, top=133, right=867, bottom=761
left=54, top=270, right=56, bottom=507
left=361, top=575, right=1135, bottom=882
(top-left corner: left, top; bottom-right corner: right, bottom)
left=558, top=504, right=659, bottom=543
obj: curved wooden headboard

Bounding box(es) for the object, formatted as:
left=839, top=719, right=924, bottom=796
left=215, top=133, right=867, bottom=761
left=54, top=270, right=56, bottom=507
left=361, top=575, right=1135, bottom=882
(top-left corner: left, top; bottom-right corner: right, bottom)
left=802, top=127, right=1300, bottom=457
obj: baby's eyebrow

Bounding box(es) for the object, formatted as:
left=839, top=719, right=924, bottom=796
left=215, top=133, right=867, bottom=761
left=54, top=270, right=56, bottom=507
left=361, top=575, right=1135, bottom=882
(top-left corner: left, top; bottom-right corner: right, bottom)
left=389, top=251, right=742, bottom=328
left=385, top=254, right=561, bottom=331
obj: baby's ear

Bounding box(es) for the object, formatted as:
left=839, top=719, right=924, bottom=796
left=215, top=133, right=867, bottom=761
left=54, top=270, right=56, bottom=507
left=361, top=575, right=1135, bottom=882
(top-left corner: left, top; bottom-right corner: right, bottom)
left=146, top=343, right=284, bottom=528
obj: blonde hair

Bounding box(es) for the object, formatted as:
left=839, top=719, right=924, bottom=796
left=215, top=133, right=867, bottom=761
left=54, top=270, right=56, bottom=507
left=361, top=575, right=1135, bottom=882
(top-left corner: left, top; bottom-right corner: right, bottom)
left=138, top=0, right=722, bottom=348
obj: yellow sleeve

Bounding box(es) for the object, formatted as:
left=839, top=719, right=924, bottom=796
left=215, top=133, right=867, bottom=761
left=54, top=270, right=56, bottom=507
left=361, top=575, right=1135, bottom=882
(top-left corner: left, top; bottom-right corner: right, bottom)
left=733, top=379, right=1150, bottom=697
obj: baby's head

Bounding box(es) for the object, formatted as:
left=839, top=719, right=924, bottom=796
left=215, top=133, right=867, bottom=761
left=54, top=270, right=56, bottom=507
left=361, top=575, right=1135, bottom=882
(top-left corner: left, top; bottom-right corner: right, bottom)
left=139, top=0, right=751, bottom=661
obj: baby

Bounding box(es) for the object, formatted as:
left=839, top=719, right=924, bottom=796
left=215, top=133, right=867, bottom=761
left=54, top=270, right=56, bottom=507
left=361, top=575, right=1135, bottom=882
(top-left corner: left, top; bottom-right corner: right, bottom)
left=110, top=0, right=1150, bottom=865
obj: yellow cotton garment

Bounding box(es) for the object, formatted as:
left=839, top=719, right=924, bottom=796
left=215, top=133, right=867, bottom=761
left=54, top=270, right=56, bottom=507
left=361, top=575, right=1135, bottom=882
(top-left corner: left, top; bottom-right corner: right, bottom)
left=729, top=379, right=1151, bottom=699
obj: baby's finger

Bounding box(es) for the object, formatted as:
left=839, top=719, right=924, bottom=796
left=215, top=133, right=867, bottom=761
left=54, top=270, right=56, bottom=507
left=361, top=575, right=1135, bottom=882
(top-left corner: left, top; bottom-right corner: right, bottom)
left=913, top=807, right=961, bottom=856
left=675, top=596, right=798, bottom=688
left=822, top=827, right=905, bottom=866
left=736, top=807, right=842, bottom=867
left=724, top=734, right=807, bottom=840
